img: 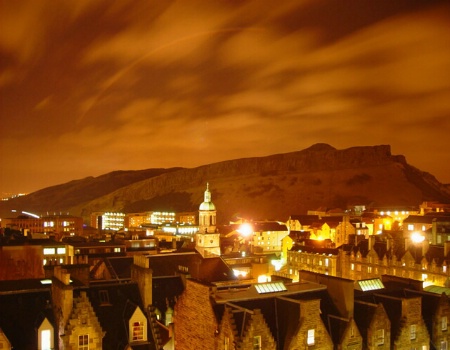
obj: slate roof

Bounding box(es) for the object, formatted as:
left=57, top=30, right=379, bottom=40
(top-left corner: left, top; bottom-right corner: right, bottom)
left=354, top=300, right=380, bottom=342
left=403, top=215, right=436, bottom=224
left=104, top=251, right=237, bottom=284
left=289, top=215, right=320, bottom=226
left=147, top=252, right=236, bottom=283
left=327, top=315, right=350, bottom=345
left=152, top=276, right=184, bottom=316
left=0, top=288, right=54, bottom=350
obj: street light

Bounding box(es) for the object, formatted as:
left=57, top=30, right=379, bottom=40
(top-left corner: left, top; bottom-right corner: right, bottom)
left=411, top=232, right=425, bottom=243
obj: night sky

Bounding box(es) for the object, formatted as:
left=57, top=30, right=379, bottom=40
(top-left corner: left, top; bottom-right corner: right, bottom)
left=1, top=0, right=450, bottom=195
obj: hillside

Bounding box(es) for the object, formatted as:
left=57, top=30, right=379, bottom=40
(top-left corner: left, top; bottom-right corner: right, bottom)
left=1, top=144, right=449, bottom=223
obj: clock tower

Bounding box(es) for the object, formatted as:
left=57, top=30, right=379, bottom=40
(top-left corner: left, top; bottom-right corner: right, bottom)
left=196, top=183, right=220, bottom=258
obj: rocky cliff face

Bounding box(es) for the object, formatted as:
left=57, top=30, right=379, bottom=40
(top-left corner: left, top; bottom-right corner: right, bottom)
left=1, top=144, right=449, bottom=223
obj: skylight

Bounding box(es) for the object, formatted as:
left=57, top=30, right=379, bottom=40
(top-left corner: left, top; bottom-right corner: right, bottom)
left=255, top=282, right=287, bottom=294
left=358, top=279, right=385, bottom=291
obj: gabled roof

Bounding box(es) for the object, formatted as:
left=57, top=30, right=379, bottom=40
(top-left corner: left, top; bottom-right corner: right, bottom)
left=83, top=283, right=154, bottom=349
left=353, top=300, right=380, bottom=341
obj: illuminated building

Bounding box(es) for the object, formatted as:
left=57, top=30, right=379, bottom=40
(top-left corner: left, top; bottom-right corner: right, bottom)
left=125, top=211, right=176, bottom=228
left=1, top=214, right=83, bottom=240
left=90, top=212, right=125, bottom=231
left=176, top=211, right=197, bottom=225
left=251, top=221, right=289, bottom=253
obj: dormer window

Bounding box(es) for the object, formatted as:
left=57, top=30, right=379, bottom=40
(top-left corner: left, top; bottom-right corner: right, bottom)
left=129, top=307, right=147, bottom=343
left=38, top=317, right=54, bottom=350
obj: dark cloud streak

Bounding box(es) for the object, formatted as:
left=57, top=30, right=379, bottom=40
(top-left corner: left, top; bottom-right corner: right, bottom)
left=1, top=0, right=450, bottom=195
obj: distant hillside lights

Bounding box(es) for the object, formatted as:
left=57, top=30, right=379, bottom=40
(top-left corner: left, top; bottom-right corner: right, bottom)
left=1, top=193, right=27, bottom=201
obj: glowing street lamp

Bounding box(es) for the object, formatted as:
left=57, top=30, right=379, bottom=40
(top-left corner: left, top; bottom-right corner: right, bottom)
left=411, top=232, right=425, bottom=243
left=237, top=223, right=253, bottom=237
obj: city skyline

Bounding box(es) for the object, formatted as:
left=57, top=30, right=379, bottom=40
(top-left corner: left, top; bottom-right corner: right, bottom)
left=1, top=0, right=450, bottom=195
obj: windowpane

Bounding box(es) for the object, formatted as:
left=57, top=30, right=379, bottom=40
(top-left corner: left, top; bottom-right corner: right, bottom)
left=78, top=334, right=89, bottom=350
left=253, top=335, right=261, bottom=350
left=41, top=329, right=51, bottom=350
left=133, top=321, right=144, bottom=341
left=410, top=324, right=417, bottom=340
left=307, top=329, right=315, bottom=346
left=376, top=329, right=384, bottom=345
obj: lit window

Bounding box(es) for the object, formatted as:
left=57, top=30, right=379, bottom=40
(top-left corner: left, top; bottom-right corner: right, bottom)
left=43, top=248, right=55, bottom=255
left=408, top=224, right=414, bottom=231
left=307, top=329, right=315, bottom=346
left=78, top=334, right=89, bottom=350
left=253, top=335, right=261, bottom=350
left=114, top=247, right=121, bottom=253
left=41, top=329, right=51, bottom=350
left=410, top=324, right=417, bottom=340
left=442, top=316, right=448, bottom=331
left=133, top=321, right=144, bottom=341
left=376, top=329, right=384, bottom=345
left=224, top=336, right=229, bottom=350
left=57, top=247, right=66, bottom=254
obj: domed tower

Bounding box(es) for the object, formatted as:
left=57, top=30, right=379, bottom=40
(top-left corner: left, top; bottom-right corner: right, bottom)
left=196, top=183, right=220, bottom=258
